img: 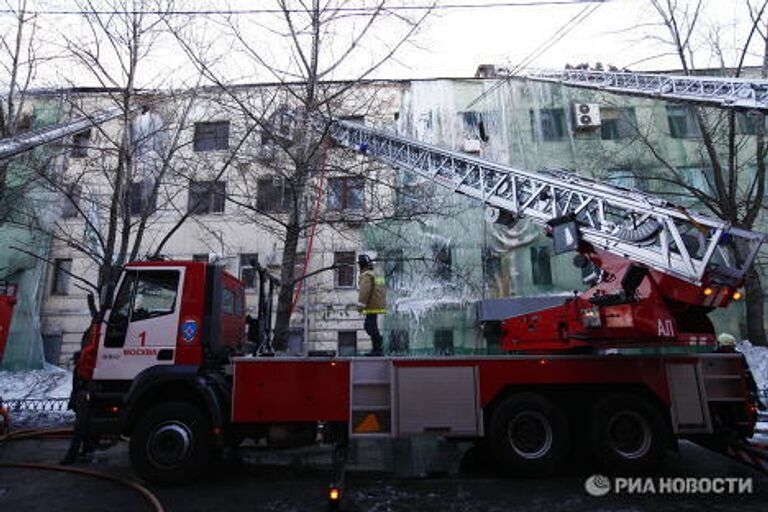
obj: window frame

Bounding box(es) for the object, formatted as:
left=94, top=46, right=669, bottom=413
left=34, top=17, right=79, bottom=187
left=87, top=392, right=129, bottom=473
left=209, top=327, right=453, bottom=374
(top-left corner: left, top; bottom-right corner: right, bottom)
left=239, top=253, right=259, bottom=289
left=193, top=121, right=230, bottom=152
left=530, top=246, right=553, bottom=286
left=188, top=180, right=226, bottom=215
left=334, top=251, right=357, bottom=288
left=530, top=108, right=567, bottom=142
left=327, top=177, right=365, bottom=212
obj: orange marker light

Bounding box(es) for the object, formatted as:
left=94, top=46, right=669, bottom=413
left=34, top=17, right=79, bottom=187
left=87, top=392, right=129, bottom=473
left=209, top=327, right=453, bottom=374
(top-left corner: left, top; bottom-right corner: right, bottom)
left=703, top=287, right=714, bottom=296
left=732, top=291, right=743, bottom=301
left=329, top=488, right=341, bottom=501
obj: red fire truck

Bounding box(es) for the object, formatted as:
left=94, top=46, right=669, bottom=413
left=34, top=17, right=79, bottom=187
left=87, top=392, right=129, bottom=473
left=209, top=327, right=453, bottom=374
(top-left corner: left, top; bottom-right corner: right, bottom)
left=70, top=110, right=767, bottom=487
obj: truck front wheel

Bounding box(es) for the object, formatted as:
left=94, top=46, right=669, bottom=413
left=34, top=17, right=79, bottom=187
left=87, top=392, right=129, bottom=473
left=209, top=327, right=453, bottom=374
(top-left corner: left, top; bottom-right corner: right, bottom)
left=488, top=392, right=570, bottom=476
left=129, top=401, right=218, bottom=484
left=590, top=393, right=667, bottom=474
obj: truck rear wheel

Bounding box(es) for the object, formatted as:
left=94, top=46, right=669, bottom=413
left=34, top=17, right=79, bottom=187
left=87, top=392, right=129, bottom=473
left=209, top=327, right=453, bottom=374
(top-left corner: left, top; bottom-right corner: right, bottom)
left=590, top=393, right=667, bottom=474
left=129, top=401, right=218, bottom=484
left=488, top=392, right=570, bottom=476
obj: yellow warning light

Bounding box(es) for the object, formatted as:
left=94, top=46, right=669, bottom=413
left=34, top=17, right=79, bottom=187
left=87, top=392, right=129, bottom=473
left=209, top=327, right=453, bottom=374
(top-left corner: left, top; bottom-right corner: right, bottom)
left=732, top=291, right=743, bottom=301
left=703, top=287, right=714, bottom=296
left=329, top=488, right=341, bottom=501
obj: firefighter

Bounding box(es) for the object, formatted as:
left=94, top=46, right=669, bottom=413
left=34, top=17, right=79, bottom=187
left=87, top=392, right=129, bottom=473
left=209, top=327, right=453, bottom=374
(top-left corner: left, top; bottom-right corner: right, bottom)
left=61, top=330, right=94, bottom=464
left=356, top=254, right=386, bottom=356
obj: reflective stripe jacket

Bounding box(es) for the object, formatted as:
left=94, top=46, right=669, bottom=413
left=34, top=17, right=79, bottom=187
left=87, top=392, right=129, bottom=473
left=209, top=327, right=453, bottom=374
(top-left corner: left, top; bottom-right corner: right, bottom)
left=358, top=269, right=387, bottom=314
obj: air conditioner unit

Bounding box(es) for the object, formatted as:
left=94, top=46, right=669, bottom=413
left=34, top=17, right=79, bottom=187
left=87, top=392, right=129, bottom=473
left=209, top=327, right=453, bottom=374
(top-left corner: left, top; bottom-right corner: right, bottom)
left=573, top=103, right=601, bottom=129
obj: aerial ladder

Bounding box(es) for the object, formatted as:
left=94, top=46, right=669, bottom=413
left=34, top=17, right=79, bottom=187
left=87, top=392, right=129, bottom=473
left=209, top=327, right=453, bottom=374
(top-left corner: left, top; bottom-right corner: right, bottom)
left=323, top=70, right=767, bottom=352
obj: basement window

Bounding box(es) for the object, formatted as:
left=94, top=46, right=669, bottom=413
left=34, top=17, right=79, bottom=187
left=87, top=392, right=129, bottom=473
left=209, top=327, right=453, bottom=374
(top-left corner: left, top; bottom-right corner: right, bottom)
left=433, top=329, right=455, bottom=355
left=338, top=331, right=358, bottom=356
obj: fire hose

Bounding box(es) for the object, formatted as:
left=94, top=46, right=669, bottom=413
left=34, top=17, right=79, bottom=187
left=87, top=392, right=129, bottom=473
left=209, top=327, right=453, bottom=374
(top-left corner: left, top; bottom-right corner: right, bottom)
left=0, top=407, right=164, bottom=512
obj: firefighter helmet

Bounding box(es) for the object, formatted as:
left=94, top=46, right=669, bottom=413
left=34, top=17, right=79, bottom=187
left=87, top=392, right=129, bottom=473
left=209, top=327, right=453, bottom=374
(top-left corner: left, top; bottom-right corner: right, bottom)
left=357, top=254, right=373, bottom=268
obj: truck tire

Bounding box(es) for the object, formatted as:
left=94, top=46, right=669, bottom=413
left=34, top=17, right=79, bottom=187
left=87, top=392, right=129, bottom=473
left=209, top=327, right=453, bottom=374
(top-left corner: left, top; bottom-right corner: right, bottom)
left=488, top=392, right=570, bottom=476
left=590, top=393, right=668, bottom=474
left=129, top=401, right=218, bottom=484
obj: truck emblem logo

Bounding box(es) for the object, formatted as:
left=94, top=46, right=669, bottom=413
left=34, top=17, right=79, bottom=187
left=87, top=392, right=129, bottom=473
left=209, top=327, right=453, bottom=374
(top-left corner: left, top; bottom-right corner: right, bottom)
left=181, top=319, right=198, bottom=343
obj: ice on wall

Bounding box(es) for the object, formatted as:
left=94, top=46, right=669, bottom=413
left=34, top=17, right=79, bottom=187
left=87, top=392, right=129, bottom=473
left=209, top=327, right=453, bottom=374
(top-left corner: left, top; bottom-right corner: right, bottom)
left=737, top=341, right=768, bottom=392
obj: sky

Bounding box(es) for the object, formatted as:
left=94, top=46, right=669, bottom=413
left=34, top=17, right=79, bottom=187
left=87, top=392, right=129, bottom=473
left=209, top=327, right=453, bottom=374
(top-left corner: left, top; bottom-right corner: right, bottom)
left=0, top=0, right=760, bottom=88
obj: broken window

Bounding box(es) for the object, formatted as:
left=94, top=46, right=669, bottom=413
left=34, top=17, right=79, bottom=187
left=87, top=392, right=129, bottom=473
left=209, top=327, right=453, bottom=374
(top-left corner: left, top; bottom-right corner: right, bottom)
left=239, top=253, right=259, bottom=289
left=71, top=129, right=91, bottom=158
left=188, top=180, right=226, bottom=215
left=334, top=251, right=356, bottom=288
left=256, top=177, right=293, bottom=213
left=600, top=107, right=637, bottom=140
left=338, top=330, right=358, bottom=356
left=327, top=177, right=365, bottom=211
left=530, top=108, right=567, bottom=142
left=666, top=106, right=701, bottom=139
left=51, top=258, right=72, bottom=295
left=433, top=329, right=455, bottom=355
left=193, top=121, right=229, bottom=151
left=462, top=111, right=489, bottom=142
left=530, top=246, right=553, bottom=286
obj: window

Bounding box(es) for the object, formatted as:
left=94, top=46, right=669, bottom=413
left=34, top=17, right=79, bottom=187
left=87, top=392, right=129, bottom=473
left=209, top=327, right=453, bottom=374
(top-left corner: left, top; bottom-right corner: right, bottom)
left=71, top=130, right=91, bottom=158
left=462, top=111, right=489, bottom=141
left=433, top=329, right=454, bottom=355
left=222, top=288, right=236, bottom=314
left=61, top=184, right=82, bottom=218
left=130, top=179, right=156, bottom=216
left=340, top=115, right=365, bottom=125
left=530, top=108, right=567, bottom=142
left=483, top=248, right=501, bottom=280
left=188, top=181, right=225, bottom=215
left=334, top=252, right=356, bottom=288
left=104, top=271, right=137, bottom=348
left=193, top=121, right=229, bottom=151
left=51, top=258, right=72, bottom=295
left=678, top=166, right=711, bottom=194
left=605, top=168, right=637, bottom=189
left=257, top=177, right=293, bottom=213
left=600, top=107, right=637, bottom=140
left=666, top=105, right=701, bottom=138
left=192, top=254, right=209, bottom=262
left=338, top=331, right=358, bottom=356
left=737, top=112, right=765, bottom=135
left=327, top=177, right=365, bottom=211
left=104, top=270, right=179, bottom=348
left=239, top=253, right=258, bottom=288
left=530, top=246, right=553, bottom=286
left=433, top=245, right=452, bottom=280
left=395, top=171, right=422, bottom=216
left=131, top=271, right=180, bottom=322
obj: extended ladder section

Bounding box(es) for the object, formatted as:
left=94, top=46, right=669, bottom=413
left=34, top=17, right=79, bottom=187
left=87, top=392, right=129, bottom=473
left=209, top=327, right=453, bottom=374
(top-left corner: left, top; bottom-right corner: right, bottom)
left=0, top=106, right=125, bottom=161
left=327, top=119, right=766, bottom=287
left=525, top=69, right=768, bottom=112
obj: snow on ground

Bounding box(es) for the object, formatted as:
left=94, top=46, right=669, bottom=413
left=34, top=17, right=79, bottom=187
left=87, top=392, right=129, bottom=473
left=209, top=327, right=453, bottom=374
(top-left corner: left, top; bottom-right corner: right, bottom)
left=0, top=365, right=72, bottom=400
left=0, top=365, right=74, bottom=429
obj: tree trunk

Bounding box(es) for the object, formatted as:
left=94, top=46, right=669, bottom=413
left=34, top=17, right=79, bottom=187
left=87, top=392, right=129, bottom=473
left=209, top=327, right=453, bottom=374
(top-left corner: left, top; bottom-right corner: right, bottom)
left=743, top=267, right=767, bottom=346
left=272, top=219, right=301, bottom=351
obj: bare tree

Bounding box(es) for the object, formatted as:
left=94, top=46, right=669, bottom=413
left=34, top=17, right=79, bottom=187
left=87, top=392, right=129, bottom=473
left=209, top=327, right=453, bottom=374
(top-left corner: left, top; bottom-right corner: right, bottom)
left=631, top=0, right=768, bottom=344
left=170, top=1, right=433, bottom=349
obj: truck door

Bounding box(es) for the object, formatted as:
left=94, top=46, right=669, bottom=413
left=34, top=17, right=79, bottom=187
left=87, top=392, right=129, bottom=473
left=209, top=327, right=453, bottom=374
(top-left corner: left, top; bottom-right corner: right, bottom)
left=93, top=267, right=185, bottom=381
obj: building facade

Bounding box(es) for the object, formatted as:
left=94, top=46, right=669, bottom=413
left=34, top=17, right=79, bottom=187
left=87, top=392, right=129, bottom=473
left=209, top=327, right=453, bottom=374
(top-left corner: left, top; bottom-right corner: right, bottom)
left=10, top=71, right=764, bottom=366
